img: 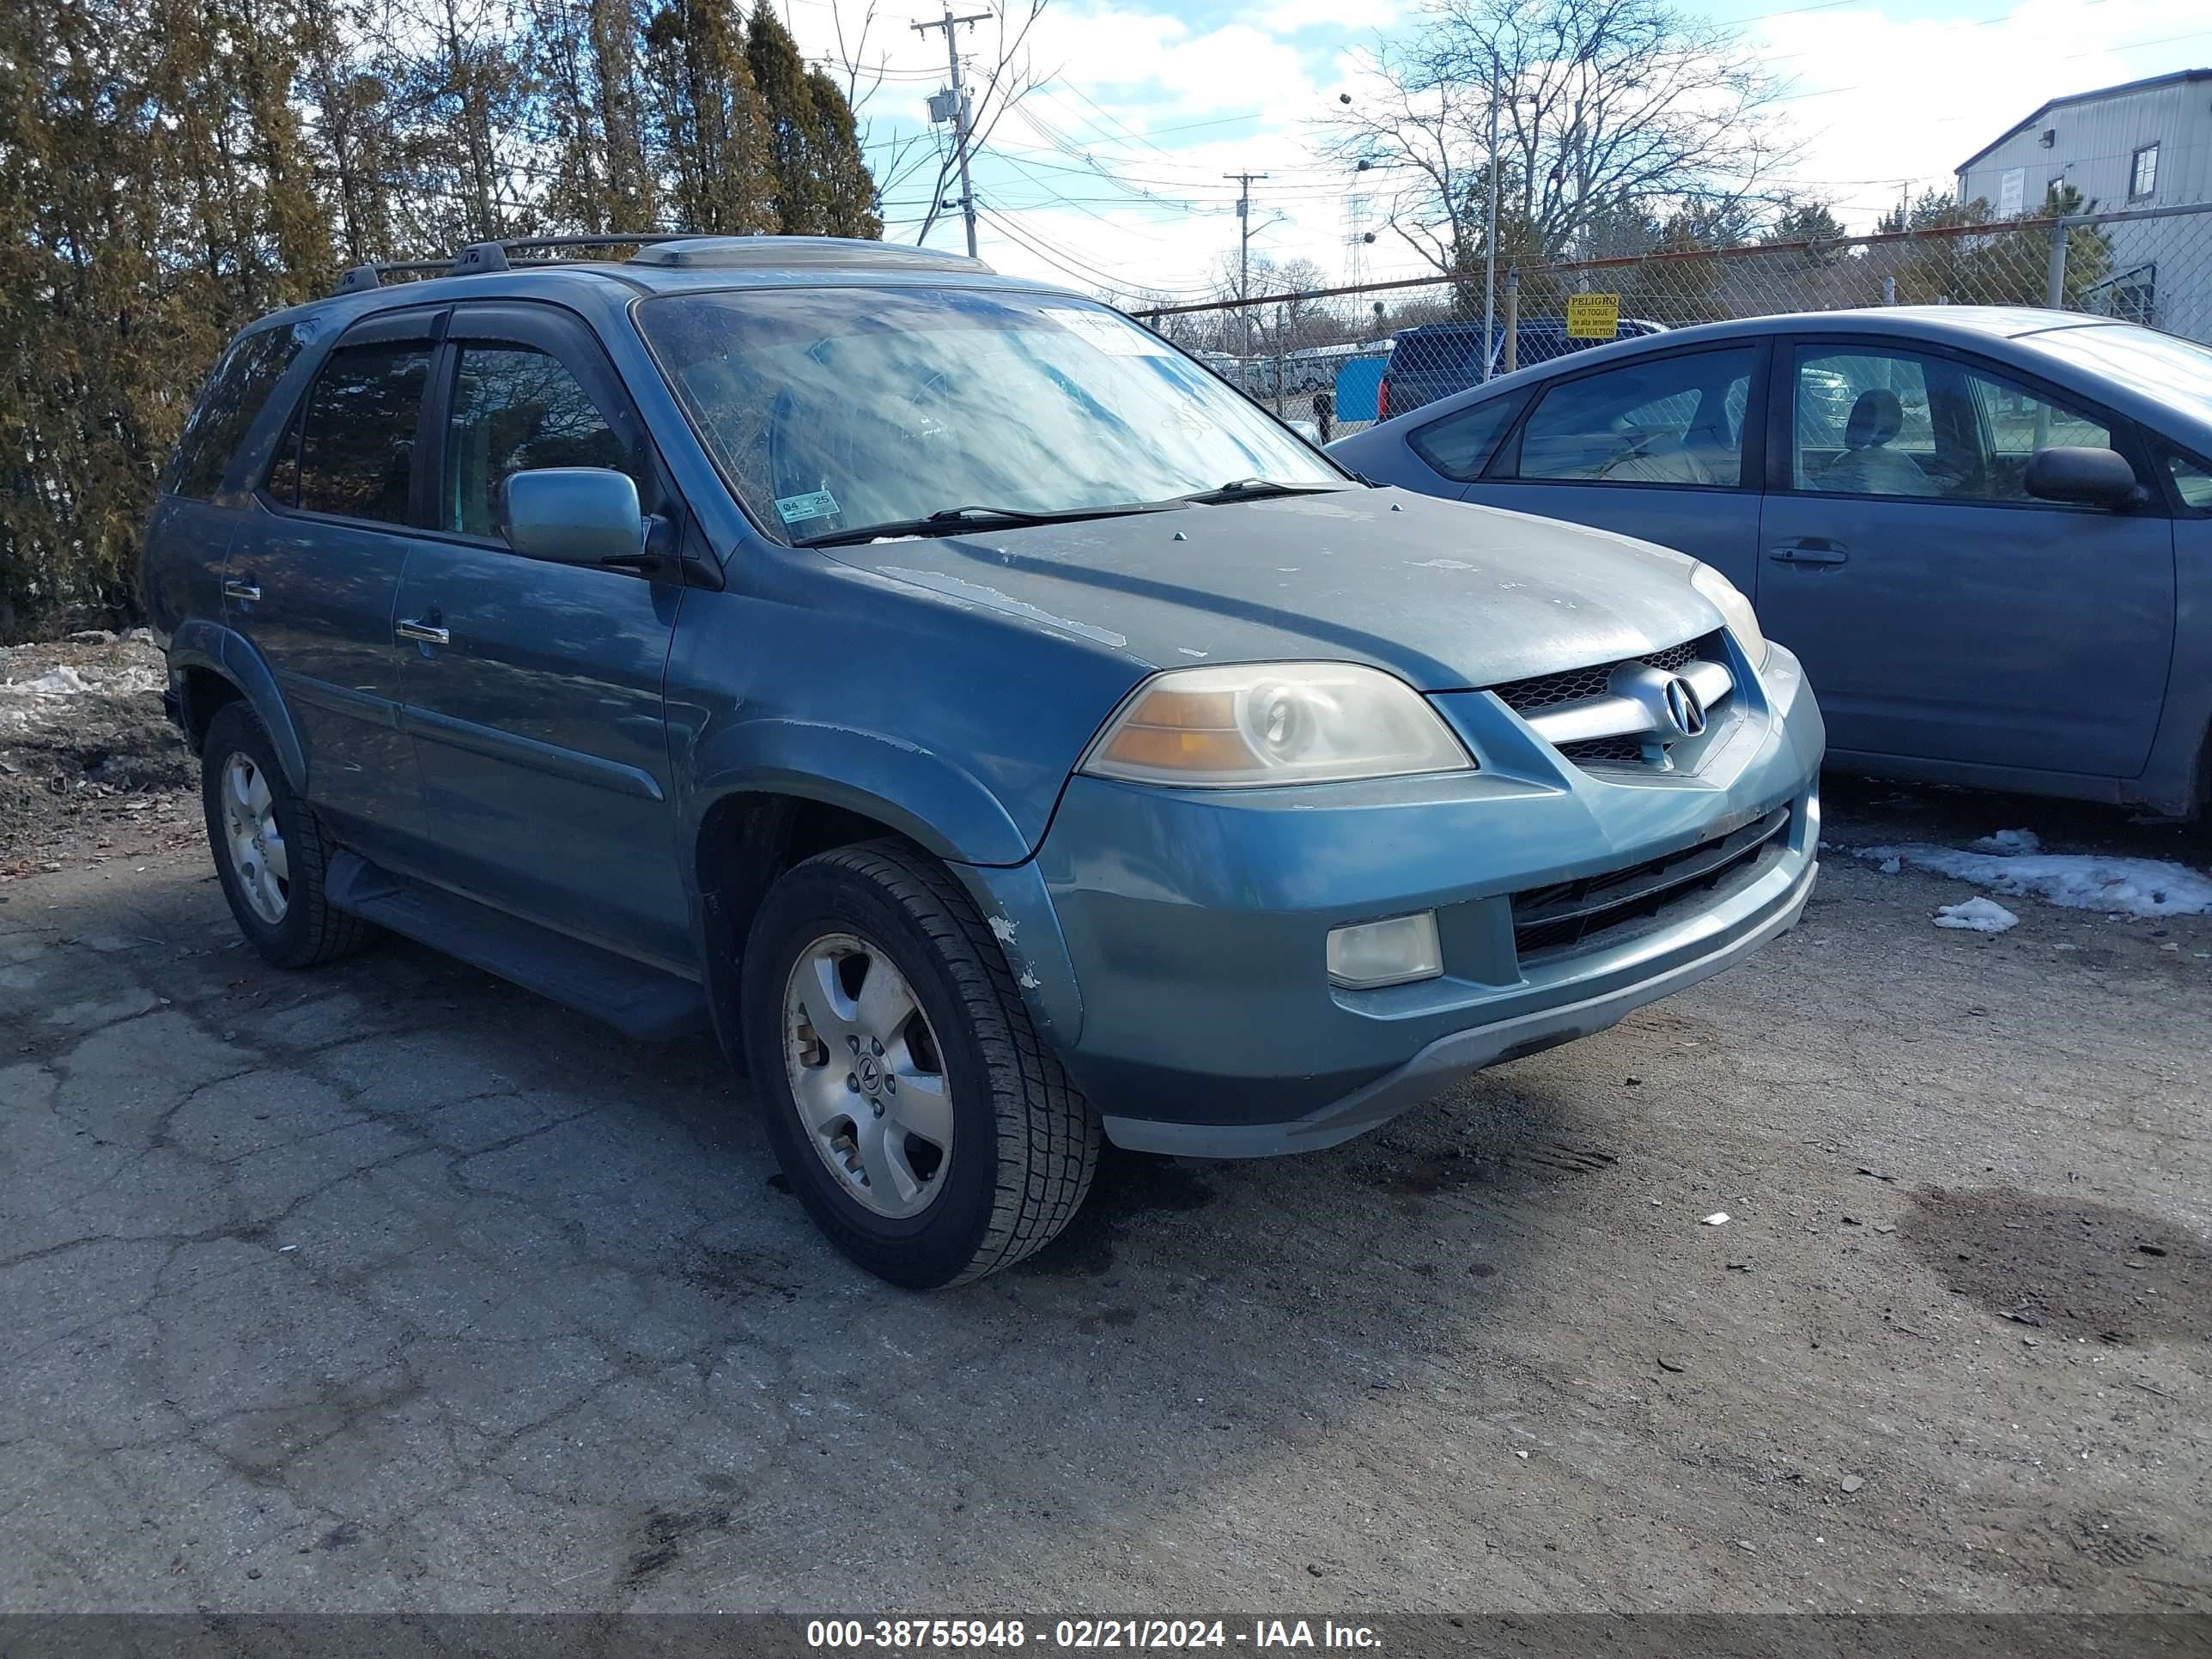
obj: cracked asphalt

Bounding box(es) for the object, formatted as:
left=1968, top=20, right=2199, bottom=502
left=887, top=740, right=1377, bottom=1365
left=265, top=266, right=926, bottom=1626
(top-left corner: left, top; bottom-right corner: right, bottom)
left=1, top=777, right=2207, bottom=1614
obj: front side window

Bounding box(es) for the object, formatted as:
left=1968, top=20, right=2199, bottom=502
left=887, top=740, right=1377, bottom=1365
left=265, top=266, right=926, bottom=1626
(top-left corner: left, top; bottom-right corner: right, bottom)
left=2130, top=143, right=2159, bottom=199
left=1508, top=348, right=1755, bottom=487
left=280, top=342, right=430, bottom=524
left=636, top=288, right=1341, bottom=542
left=445, top=345, right=637, bottom=538
left=165, top=328, right=301, bottom=500
left=1792, top=346, right=2112, bottom=502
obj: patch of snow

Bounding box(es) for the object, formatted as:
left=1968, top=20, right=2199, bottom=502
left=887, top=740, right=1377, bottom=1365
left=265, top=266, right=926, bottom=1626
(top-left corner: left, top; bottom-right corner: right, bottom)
left=1857, top=842, right=2212, bottom=920
left=1935, top=896, right=2019, bottom=934
left=0, top=664, right=161, bottom=700
left=1410, top=558, right=1477, bottom=571
left=1877, top=857, right=1901, bottom=875
left=987, top=916, right=1018, bottom=944
left=1972, top=828, right=2042, bottom=855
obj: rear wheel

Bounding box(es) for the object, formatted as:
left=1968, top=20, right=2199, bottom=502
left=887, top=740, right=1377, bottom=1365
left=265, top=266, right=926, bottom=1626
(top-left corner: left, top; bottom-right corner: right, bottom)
left=200, top=703, right=370, bottom=969
left=741, top=840, right=1099, bottom=1288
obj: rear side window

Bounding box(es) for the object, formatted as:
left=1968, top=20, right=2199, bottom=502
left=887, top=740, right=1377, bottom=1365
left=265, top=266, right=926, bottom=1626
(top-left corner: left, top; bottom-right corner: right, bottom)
left=1409, top=394, right=1525, bottom=482
left=1509, top=348, right=1756, bottom=488
left=164, top=329, right=301, bottom=500
left=275, top=342, right=430, bottom=524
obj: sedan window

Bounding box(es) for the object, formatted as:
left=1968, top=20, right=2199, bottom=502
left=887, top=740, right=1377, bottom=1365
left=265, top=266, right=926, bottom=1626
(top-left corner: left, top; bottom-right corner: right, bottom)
left=1508, top=349, right=1755, bottom=488
left=1792, top=346, right=2112, bottom=503
left=2168, top=452, right=2212, bottom=511
left=1407, top=393, right=1526, bottom=482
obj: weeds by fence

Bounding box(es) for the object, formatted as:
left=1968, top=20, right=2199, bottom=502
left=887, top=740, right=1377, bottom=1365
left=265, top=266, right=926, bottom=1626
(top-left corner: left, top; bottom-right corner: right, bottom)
left=1133, top=200, right=2212, bottom=440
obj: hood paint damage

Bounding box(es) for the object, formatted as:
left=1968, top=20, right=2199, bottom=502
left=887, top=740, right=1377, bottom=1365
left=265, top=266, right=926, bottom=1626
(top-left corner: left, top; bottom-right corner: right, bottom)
left=834, top=487, right=1717, bottom=691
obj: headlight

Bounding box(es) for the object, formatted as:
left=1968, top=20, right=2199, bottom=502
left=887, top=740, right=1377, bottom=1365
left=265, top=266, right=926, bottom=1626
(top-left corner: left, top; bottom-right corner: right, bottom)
left=1691, top=563, right=1769, bottom=668
left=1080, top=662, right=1474, bottom=787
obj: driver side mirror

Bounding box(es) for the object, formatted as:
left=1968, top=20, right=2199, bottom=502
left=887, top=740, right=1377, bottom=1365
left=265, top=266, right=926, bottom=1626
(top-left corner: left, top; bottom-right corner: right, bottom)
left=502, top=467, right=644, bottom=565
left=2026, top=446, right=2141, bottom=509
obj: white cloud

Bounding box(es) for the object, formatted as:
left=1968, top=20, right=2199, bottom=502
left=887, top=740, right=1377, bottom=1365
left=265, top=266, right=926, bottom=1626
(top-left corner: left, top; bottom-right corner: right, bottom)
left=785, top=0, right=2202, bottom=295
left=1752, top=0, right=2191, bottom=229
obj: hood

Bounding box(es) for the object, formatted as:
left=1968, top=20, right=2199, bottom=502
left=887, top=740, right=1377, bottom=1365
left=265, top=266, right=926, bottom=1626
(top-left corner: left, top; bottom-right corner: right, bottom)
left=830, top=487, right=1717, bottom=692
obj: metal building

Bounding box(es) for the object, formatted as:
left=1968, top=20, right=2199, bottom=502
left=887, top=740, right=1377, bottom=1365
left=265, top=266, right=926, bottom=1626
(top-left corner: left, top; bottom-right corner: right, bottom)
left=1955, top=68, right=2211, bottom=338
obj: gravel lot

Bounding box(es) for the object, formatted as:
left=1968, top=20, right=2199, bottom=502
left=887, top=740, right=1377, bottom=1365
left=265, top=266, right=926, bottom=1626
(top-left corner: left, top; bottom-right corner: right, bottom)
left=2, top=658, right=2207, bottom=1615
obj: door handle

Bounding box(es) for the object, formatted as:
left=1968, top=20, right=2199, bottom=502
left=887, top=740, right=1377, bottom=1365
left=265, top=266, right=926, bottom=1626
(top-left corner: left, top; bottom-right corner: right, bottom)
left=223, top=580, right=262, bottom=602
left=395, top=617, right=450, bottom=647
left=1767, top=539, right=1849, bottom=566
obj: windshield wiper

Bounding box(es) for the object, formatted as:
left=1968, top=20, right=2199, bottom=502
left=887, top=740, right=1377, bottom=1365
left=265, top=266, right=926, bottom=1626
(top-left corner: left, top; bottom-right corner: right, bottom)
left=1176, top=477, right=1354, bottom=506
left=797, top=500, right=1182, bottom=548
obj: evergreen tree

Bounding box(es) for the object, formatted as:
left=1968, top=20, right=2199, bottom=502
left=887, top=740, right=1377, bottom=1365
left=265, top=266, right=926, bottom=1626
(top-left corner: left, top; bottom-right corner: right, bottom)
left=643, top=0, right=775, bottom=233
left=1764, top=199, right=1844, bottom=246
left=744, top=2, right=819, bottom=233
left=588, top=0, right=654, bottom=229
left=744, top=3, right=878, bottom=237
left=803, top=65, right=881, bottom=239
left=296, top=0, right=402, bottom=264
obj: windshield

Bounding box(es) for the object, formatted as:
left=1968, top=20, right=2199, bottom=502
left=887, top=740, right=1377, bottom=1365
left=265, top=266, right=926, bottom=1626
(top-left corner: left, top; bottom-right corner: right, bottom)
left=637, top=286, right=1346, bottom=541
left=2022, top=323, right=2212, bottom=431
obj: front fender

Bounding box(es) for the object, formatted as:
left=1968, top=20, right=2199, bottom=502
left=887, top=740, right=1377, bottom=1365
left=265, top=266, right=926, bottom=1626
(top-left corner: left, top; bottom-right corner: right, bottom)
left=167, top=618, right=308, bottom=794
left=684, top=720, right=1087, bottom=1046
left=688, top=717, right=1042, bottom=868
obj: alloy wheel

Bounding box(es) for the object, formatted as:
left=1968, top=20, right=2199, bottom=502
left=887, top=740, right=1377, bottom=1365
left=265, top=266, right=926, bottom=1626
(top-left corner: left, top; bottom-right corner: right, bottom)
left=781, top=932, right=955, bottom=1219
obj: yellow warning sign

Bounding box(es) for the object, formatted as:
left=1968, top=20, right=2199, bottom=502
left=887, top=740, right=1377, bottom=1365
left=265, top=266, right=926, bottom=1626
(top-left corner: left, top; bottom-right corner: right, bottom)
left=1565, top=292, right=1620, bottom=340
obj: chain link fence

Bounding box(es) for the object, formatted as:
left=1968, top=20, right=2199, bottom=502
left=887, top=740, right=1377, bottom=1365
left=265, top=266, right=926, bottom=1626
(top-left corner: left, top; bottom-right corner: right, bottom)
left=1132, top=200, right=2212, bottom=442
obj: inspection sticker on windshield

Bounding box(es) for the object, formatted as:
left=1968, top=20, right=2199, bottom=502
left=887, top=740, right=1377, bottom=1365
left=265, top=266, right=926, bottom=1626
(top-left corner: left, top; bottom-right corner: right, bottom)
left=1042, top=307, right=1175, bottom=358
left=775, top=489, right=841, bottom=524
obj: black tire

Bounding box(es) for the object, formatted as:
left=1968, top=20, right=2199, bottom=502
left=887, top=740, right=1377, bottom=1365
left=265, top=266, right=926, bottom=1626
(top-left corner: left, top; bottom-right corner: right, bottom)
left=741, top=839, right=1100, bottom=1289
left=200, top=702, right=371, bottom=969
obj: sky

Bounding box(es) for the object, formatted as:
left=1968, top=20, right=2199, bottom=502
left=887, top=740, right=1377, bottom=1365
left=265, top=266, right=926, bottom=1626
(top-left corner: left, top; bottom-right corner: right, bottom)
left=780, top=0, right=2210, bottom=304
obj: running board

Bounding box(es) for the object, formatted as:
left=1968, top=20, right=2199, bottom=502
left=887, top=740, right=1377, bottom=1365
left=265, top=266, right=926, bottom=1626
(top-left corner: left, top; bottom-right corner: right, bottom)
left=325, top=852, right=708, bottom=1042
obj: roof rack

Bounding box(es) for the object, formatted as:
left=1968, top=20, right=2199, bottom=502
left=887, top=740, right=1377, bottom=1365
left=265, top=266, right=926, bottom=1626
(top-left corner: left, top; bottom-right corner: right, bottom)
left=330, top=233, right=988, bottom=296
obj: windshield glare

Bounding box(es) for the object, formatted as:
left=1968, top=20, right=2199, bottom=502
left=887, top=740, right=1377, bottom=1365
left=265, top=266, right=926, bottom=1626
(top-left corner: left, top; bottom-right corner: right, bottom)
left=637, top=287, right=1344, bottom=540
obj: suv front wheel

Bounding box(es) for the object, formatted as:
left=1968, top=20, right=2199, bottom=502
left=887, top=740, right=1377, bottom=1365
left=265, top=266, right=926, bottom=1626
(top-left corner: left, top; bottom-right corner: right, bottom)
left=741, top=841, right=1100, bottom=1288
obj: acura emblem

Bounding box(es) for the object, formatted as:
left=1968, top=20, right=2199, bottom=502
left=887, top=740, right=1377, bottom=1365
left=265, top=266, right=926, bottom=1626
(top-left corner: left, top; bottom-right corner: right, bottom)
left=1663, top=676, right=1707, bottom=738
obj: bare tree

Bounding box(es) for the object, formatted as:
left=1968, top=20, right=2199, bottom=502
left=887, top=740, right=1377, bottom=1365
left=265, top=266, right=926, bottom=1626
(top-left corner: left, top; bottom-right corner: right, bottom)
left=1325, top=0, right=1796, bottom=277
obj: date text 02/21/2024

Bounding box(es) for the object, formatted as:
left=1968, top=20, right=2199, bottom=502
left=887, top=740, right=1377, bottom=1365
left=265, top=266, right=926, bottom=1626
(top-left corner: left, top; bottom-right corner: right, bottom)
left=805, top=1620, right=1383, bottom=1650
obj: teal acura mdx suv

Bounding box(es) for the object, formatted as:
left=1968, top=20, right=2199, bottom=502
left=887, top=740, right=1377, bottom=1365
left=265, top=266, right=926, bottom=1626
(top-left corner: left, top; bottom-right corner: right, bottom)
left=143, top=234, right=1824, bottom=1287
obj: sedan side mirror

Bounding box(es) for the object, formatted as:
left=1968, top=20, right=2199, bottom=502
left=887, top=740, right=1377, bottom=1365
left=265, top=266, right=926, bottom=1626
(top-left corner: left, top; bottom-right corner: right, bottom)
left=502, top=467, right=644, bottom=565
left=2025, top=446, right=2140, bottom=509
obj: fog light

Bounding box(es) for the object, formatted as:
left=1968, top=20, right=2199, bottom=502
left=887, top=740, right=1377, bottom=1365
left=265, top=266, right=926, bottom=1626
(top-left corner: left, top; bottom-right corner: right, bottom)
left=1327, top=912, right=1443, bottom=989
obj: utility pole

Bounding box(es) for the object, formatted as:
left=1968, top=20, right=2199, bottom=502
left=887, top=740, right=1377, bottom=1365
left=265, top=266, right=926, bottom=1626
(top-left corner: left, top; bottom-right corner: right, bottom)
left=915, top=4, right=991, bottom=258
left=1483, top=61, right=1500, bottom=382
left=1225, top=171, right=1268, bottom=359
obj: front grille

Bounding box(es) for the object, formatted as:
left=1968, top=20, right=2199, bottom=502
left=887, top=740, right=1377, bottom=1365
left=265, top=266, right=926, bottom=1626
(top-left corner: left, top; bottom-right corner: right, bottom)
left=1511, top=806, right=1790, bottom=961
left=1488, top=635, right=1711, bottom=717
left=1559, top=735, right=1645, bottom=767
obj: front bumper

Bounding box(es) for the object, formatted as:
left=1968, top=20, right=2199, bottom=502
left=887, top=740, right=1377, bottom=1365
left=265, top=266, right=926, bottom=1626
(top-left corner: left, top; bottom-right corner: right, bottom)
left=992, top=641, right=1825, bottom=1158
left=1102, top=850, right=1813, bottom=1156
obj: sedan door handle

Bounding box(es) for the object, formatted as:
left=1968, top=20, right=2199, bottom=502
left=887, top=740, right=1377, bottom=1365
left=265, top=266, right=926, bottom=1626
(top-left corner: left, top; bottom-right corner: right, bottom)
left=1767, top=539, right=1849, bottom=566
left=222, top=580, right=262, bottom=602
left=395, top=618, right=450, bottom=647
